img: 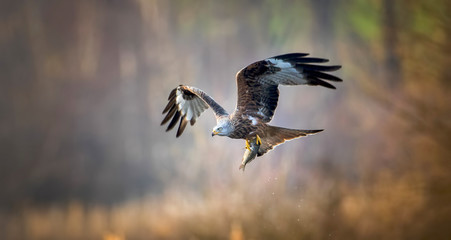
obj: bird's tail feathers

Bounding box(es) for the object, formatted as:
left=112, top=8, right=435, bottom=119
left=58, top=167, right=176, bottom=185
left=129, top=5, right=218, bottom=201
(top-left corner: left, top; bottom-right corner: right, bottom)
left=257, top=125, right=322, bottom=156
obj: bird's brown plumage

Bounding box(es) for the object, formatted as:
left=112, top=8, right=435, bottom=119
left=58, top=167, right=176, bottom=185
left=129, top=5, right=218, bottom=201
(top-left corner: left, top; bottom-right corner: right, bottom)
left=161, top=53, right=342, bottom=167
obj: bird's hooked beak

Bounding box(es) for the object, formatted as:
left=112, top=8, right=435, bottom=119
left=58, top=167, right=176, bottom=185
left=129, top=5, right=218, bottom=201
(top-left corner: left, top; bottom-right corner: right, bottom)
left=211, top=130, right=219, bottom=137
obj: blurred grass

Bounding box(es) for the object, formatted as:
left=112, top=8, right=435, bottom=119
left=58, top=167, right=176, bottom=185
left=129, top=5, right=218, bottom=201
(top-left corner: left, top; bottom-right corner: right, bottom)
left=0, top=177, right=432, bottom=239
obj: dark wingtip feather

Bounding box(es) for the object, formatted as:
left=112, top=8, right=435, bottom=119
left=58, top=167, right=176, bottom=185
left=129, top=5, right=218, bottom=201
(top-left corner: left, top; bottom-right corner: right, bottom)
left=162, top=98, right=176, bottom=114
left=308, top=77, right=336, bottom=89
left=161, top=104, right=177, bottom=125
left=166, top=111, right=181, bottom=131
left=332, top=65, right=342, bottom=72
left=309, top=71, right=343, bottom=82
left=176, top=117, right=188, bottom=137
left=296, top=64, right=342, bottom=72
left=272, top=53, right=309, bottom=60
left=168, top=88, right=177, bottom=100
left=291, top=57, right=329, bottom=63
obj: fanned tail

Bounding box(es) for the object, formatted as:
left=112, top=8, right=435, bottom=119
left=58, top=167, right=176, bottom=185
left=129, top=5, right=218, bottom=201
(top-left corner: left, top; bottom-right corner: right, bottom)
left=257, top=125, right=322, bottom=156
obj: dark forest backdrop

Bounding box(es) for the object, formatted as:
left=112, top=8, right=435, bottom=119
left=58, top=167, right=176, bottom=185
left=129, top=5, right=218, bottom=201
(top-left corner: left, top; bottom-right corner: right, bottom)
left=0, top=0, right=450, bottom=239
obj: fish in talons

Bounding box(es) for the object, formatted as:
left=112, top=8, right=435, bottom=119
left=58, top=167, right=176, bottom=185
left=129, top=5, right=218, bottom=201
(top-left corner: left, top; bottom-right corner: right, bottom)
left=239, top=135, right=262, bottom=171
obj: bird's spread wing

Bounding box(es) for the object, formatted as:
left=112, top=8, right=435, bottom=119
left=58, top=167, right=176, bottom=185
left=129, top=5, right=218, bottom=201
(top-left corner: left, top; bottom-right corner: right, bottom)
left=234, top=53, right=342, bottom=123
left=161, top=85, right=228, bottom=137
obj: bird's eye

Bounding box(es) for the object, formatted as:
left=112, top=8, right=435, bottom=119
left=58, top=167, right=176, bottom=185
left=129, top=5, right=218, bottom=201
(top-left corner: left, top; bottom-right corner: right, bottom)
left=218, top=127, right=223, bottom=131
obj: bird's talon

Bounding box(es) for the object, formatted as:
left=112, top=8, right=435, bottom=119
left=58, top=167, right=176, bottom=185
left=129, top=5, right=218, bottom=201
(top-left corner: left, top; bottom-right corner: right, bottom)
left=245, top=139, right=251, bottom=150
left=256, top=134, right=262, bottom=145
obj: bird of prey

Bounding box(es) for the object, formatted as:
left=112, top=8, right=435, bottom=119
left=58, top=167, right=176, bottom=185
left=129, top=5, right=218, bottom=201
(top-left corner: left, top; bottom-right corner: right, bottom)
left=161, top=53, right=342, bottom=169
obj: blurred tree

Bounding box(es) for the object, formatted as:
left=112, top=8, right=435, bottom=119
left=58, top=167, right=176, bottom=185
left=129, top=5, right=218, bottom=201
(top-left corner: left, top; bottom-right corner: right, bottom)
left=382, top=0, right=401, bottom=87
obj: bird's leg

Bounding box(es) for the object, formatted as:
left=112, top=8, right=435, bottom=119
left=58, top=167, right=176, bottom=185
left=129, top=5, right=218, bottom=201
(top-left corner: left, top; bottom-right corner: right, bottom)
left=245, top=139, right=251, bottom=151
left=256, top=134, right=262, bottom=146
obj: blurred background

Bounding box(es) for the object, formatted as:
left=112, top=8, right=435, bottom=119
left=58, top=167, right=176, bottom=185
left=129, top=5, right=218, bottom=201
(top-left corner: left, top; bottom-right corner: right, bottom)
left=1, top=0, right=450, bottom=239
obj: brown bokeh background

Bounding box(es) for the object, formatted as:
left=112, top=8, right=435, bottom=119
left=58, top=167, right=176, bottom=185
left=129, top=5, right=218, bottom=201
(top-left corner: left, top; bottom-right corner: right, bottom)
left=1, top=0, right=450, bottom=239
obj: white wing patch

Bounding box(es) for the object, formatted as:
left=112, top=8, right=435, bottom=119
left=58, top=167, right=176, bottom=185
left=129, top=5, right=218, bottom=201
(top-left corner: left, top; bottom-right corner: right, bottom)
left=257, top=108, right=266, bottom=118
left=175, top=87, right=208, bottom=121
left=267, top=58, right=293, bottom=69
left=247, top=115, right=258, bottom=125
left=162, top=85, right=222, bottom=138
left=264, top=58, right=308, bottom=85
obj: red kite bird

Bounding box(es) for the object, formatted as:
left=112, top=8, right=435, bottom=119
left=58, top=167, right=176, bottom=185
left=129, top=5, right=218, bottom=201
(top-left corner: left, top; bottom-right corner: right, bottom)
left=161, top=53, right=342, bottom=170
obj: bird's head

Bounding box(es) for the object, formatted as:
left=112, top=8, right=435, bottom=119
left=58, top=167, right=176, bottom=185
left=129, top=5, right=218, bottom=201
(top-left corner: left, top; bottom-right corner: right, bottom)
left=212, top=117, right=233, bottom=137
